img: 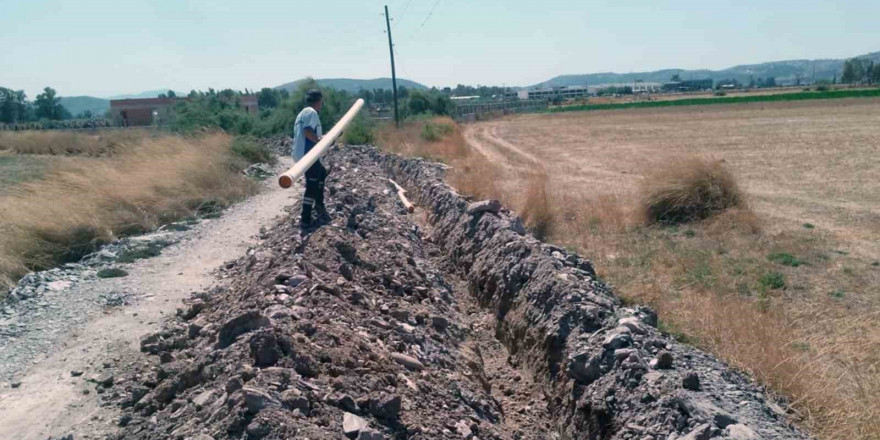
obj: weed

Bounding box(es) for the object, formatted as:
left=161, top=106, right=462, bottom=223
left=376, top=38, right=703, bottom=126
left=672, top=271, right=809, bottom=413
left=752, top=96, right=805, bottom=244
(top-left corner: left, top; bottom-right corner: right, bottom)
left=802, top=223, right=815, bottom=229
left=829, top=290, right=845, bottom=298
left=759, top=271, right=786, bottom=290
left=768, top=252, right=804, bottom=267
left=97, top=268, right=128, bottom=278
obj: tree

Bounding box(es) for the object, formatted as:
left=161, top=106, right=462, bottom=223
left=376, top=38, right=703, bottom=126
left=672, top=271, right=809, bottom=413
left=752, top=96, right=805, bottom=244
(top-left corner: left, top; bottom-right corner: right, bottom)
left=671, top=74, right=681, bottom=82
left=0, top=88, right=29, bottom=123
left=257, top=87, right=279, bottom=109
left=167, top=90, right=177, bottom=98
left=35, top=87, right=68, bottom=120
left=872, top=64, right=880, bottom=84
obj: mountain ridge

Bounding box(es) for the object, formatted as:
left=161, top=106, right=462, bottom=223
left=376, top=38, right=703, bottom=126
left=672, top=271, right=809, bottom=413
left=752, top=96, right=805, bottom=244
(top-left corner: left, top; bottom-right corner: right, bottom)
left=533, top=51, right=880, bottom=88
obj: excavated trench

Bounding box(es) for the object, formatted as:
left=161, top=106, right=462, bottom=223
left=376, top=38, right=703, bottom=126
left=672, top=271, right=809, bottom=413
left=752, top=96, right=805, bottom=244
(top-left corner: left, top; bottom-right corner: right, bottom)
left=105, top=146, right=808, bottom=440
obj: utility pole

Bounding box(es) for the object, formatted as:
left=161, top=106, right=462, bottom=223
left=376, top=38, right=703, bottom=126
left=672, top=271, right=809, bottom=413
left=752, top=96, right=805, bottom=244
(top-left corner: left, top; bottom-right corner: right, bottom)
left=384, top=5, right=400, bottom=128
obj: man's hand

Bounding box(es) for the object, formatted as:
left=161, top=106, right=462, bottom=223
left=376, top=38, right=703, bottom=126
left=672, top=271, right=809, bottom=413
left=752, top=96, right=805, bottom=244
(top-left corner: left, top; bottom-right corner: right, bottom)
left=304, top=127, right=321, bottom=143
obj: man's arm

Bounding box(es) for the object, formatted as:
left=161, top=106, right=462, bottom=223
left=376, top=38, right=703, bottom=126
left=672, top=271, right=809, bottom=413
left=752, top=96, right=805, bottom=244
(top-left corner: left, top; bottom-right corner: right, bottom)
left=303, top=127, right=321, bottom=143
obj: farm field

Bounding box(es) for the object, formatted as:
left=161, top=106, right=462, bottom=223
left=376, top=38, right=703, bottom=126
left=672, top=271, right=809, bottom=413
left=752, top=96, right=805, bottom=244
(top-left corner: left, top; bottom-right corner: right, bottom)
left=457, top=98, right=880, bottom=439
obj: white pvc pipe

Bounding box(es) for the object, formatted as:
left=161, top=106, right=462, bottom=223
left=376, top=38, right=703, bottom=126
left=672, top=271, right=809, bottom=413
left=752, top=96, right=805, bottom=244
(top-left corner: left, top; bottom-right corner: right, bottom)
left=278, top=98, right=365, bottom=188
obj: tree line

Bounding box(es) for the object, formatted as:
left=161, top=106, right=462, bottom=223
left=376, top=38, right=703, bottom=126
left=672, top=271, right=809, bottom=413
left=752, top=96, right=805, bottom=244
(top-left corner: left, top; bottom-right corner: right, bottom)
left=841, top=58, right=880, bottom=84
left=0, top=86, right=74, bottom=124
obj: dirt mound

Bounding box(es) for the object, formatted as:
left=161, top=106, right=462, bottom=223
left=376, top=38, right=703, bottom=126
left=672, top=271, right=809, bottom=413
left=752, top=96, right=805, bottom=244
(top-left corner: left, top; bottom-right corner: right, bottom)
left=103, top=146, right=807, bottom=440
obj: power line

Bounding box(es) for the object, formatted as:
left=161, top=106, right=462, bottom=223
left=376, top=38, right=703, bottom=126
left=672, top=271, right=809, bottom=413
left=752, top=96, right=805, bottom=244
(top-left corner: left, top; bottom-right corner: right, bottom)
left=407, top=0, right=441, bottom=42
left=393, top=0, right=414, bottom=28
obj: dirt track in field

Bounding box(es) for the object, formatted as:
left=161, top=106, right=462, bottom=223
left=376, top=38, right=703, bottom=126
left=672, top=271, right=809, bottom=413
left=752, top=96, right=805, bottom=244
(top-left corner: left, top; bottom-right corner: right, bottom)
left=465, top=98, right=880, bottom=259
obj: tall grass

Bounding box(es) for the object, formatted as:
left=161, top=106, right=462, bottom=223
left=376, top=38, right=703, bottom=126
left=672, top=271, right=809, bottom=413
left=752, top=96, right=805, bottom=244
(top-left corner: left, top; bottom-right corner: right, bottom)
left=0, top=132, right=258, bottom=291
left=0, top=129, right=156, bottom=156
left=376, top=116, right=499, bottom=199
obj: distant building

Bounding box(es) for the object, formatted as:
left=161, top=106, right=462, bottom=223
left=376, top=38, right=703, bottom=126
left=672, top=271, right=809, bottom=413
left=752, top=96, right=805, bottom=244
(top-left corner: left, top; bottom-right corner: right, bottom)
left=661, top=79, right=713, bottom=92
left=506, top=86, right=590, bottom=101
left=110, top=95, right=258, bottom=127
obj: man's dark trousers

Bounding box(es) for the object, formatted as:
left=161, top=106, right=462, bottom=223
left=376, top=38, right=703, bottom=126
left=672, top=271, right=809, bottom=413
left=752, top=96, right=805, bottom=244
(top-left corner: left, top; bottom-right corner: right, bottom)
left=301, top=161, right=327, bottom=224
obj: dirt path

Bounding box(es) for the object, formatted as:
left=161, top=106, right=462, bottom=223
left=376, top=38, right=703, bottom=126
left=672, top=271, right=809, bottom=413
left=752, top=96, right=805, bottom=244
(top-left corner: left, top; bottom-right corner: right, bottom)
left=0, top=158, right=299, bottom=440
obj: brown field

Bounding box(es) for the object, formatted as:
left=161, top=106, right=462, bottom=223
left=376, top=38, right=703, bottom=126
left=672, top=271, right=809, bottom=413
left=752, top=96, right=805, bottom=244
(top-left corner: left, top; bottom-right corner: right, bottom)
left=381, top=98, right=880, bottom=439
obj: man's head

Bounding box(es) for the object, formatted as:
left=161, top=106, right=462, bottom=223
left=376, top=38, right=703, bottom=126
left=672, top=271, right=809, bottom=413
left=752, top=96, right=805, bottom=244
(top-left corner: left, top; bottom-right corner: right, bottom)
left=306, top=90, right=323, bottom=111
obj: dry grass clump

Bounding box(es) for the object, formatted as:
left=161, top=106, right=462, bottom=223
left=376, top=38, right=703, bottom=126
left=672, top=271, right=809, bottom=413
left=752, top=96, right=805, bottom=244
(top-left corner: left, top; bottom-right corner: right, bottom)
left=519, top=171, right=556, bottom=239
left=0, top=129, right=155, bottom=156
left=0, top=132, right=257, bottom=290
left=641, top=158, right=744, bottom=224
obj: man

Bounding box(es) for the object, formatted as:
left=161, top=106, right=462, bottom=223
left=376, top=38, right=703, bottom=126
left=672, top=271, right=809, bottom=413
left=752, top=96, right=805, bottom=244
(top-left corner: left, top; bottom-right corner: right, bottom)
left=292, top=90, right=329, bottom=228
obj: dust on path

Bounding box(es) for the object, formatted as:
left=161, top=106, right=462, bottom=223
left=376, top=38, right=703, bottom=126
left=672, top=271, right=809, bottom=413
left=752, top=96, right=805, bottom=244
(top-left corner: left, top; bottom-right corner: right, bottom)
left=0, top=158, right=299, bottom=440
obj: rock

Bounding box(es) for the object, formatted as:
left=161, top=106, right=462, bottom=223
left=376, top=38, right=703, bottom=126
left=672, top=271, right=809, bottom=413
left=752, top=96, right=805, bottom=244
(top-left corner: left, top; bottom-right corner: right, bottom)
left=70, top=370, right=84, bottom=377
left=390, top=353, right=425, bottom=371
left=357, top=428, right=385, bottom=440
left=339, top=263, right=354, bottom=281
left=724, top=424, right=760, bottom=440
left=651, top=350, right=674, bottom=369
left=93, top=373, right=114, bottom=387
left=336, top=394, right=360, bottom=412
left=682, top=372, right=701, bottom=391
left=336, top=242, right=359, bottom=264
left=249, top=330, right=281, bottom=367
left=603, top=331, right=633, bottom=350
left=226, top=376, right=244, bottom=394
left=343, top=412, right=370, bottom=438
left=369, top=393, right=402, bottom=419
left=466, top=199, right=501, bottom=215
left=281, top=390, right=309, bottom=414
left=192, top=389, right=214, bottom=408
left=217, top=311, right=270, bottom=348
left=618, top=316, right=646, bottom=334
left=679, top=423, right=713, bottom=440
left=242, top=387, right=281, bottom=413
left=188, top=322, right=203, bottom=339
left=455, top=419, right=473, bottom=437
left=431, top=315, right=449, bottom=331
left=11, top=381, right=21, bottom=388
left=287, top=275, right=308, bottom=287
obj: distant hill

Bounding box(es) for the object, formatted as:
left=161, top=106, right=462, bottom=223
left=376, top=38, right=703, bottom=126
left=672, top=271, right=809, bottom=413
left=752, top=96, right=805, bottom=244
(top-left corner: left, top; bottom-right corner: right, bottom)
left=274, top=78, right=428, bottom=94
left=108, top=89, right=182, bottom=100
left=59, top=96, right=110, bottom=117
left=533, top=51, right=880, bottom=88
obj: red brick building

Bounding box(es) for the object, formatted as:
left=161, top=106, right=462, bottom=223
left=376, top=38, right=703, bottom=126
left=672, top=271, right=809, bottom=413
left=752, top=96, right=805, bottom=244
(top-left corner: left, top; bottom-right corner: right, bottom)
left=110, top=95, right=259, bottom=127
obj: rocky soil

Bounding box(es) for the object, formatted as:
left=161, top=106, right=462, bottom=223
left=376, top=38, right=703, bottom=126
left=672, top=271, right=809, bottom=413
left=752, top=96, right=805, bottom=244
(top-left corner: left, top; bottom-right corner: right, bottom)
left=98, top=145, right=808, bottom=440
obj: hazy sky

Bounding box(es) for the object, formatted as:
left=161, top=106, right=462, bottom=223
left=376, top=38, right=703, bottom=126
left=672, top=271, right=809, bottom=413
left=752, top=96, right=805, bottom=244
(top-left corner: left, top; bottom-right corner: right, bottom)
left=1, top=0, right=878, bottom=98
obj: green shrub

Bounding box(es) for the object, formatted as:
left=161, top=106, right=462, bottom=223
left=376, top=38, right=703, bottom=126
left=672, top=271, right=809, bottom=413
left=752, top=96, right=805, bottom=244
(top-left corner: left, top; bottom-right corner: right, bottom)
left=97, top=268, right=128, bottom=278
left=802, top=223, right=815, bottom=229
left=420, top=122, right=454, bottom=142
left=768, top=252, right=804, bottom=267
left=117, top=241, right=170, bottom=263
left=759, top=271, right=786, bottom=290
left=343, top=114, right=375, bottom=145
left=231, top=136, right=275, bottom=165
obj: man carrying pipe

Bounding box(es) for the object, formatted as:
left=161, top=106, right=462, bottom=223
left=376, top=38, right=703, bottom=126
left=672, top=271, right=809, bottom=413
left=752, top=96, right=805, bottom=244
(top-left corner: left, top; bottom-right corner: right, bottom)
left=292, top=90, right=330, bottom=228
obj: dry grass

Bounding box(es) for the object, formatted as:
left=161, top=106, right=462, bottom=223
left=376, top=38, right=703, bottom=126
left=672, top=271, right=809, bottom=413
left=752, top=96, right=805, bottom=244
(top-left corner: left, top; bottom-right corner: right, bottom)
left=376, top=116, right=500, bottom=199
left=0, top=129, right=156, bottom=156
left=0, top=131, right=257, bottom=291
left=640, top=158, right=744, bottom=224
left=398, top=99, right=880, bottom=440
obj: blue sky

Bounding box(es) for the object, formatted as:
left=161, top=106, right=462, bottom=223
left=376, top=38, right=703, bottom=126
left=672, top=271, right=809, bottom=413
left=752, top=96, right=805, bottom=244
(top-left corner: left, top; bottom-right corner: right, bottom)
left=1, top=0, right=877, bottom=98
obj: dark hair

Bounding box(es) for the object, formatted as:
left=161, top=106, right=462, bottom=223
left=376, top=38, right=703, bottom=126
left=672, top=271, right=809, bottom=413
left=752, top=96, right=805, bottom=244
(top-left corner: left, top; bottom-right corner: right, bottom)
left=306, top=89, right=323, bottom=105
